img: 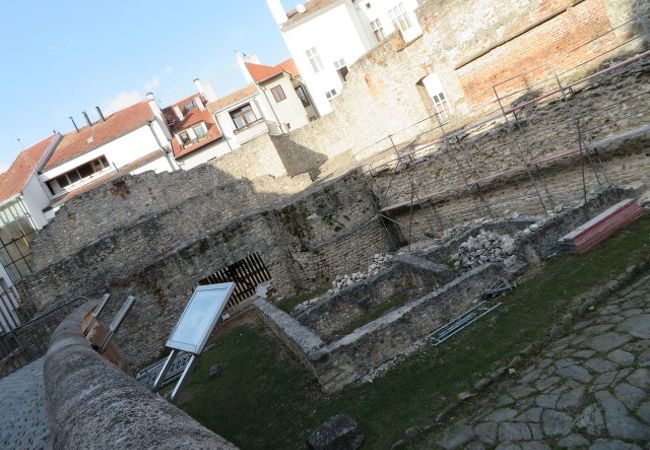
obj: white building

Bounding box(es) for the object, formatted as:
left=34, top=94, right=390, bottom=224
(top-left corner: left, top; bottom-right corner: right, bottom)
left=39, top=100, right=177, bottom=211
left=267, top=0, right=422, bottom=116
left=0, top=134, right=62, bottom=284
left=0, top=98, right=178, bottom=285
left=207, top=55, right=316, bottom=150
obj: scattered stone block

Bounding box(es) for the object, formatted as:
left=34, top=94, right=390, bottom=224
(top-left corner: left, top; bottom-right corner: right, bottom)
left=308, top=414, right=364, bottom=450
left=209, top=364, right=222, bottom=379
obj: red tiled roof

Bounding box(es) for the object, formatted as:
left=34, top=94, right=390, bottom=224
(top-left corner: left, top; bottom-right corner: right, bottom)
left=0, top=134, right=60, bottom=202
left=49, top=150, right=167, bottom=209
left=43, top=101, right=155, bottom=172
left=207, top=84, right=258, bottom=113
left=162, top=93, right=224, bottom=158
left=284, top=0, right=340, bottom=27
left=245, top=58, right=300, bottom=83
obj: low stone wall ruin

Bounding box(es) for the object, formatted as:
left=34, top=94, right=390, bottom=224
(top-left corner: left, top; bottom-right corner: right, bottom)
left=44, top=303, right=238, bottom=450
left=256, top=262, right=507, bottom=393
left=294, top=255, right=455, bottom=341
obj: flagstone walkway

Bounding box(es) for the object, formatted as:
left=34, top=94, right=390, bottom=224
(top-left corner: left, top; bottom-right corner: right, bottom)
left=432, top=274, right=650, bottom=449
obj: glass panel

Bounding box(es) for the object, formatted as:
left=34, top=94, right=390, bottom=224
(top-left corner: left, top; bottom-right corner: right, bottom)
left=193, top=124, right=207, bottom=139
left=78, top=163, right=94, bottom=178
left=168, top=284, right=233, bottom=353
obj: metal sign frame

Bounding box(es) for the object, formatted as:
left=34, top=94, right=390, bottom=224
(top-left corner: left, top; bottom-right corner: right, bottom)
left=153, top=283, right=235, bottom=402
left=165, top=283, right=235, bottom=355
left=99, top=295, right=135, bottom=353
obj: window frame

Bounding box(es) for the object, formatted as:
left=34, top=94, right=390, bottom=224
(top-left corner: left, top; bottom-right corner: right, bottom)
left=295, top=85, right=311, bottom=107
left=306, top=47, right=324, bottom=73
left=229, top=103, right=259, bottom=130
left=389, top=3, right=412, bottom=32
left=370, top=18, right=385, bottom=43
left=192, top=123, right=208, bottom=140
left=270, top=85, right=287, bottom=103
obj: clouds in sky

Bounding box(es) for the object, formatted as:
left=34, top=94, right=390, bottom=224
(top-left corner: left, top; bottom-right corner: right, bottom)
left=104, top=65, right=174, bottom=113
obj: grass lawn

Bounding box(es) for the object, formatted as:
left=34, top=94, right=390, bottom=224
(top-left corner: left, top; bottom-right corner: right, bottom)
left=177, top=215, right=650, bottom=449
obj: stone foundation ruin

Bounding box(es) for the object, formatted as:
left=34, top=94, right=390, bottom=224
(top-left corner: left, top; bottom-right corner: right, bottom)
left=253, top=185, right=644, bottom=392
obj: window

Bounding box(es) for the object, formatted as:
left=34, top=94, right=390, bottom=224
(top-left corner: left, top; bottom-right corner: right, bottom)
left=370, top=19, right=385, bottom=43
left=325, top=89, right=337, bottom=99
left=432, top=92, right=451, bottom=121
left=334, top=58, right=348, bottom=81
left=47, top=155, right=110, bottom=194
left=230, top=104, right=258, bottom=130
left=388, top=3, right=412, bottom=32
left=183, top=100, right=195, bottom=112
left=270, top=85, right=286, bottom=103
left=179, top=130, right=191, bottom=145
left=192, top=123, right=207, bottom=140
left=306, top=47, right=324, bottom=73
left=295, top=85, right=311, bottom=107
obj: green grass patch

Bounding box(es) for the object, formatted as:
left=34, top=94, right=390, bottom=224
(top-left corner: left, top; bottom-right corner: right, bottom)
left=276, top=286, right=329, bottom=313
left=177, top=215, right=650, bottom=449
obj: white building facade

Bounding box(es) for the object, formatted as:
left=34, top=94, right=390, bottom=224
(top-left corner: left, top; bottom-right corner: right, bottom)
left=268, top=0, right=422, bottom=116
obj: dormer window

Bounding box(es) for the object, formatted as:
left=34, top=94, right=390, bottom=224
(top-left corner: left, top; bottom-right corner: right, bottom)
left=179, top=130, right=191, bottom=145
left=192, top=123, right=207, bottom=140
left=183, top=100, right=195, bottom=112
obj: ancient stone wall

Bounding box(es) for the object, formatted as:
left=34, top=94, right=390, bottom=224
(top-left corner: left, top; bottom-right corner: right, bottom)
left=256, top=263, right=507, bottom=393
left=21, top=170, right=392, bottom=369
left=270, top=0, right=646, bottom=164
left=295, top=256, right=455, bottom=341
left=44, top=303, right=238, bottom=449
left=210, top=131, right=288, bottom=179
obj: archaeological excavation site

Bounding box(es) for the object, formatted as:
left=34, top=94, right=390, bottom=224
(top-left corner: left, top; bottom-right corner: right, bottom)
left=2, top=0, right=650, bottom=449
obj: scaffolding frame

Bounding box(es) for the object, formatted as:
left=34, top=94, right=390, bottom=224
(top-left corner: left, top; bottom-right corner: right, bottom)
left=362, top=17, right=650, bottom=247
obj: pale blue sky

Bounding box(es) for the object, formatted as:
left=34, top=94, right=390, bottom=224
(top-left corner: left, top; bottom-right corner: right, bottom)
left=0, top=0, right=301, bottom=169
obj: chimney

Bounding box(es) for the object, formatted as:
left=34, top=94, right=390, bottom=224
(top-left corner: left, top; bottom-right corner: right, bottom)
left=173, top=105, right=184, bottom=121
left=235, top=51, right=254, bottom=84
left=69, top=116, right=80, bottom=133
left=203, top=81, right=218, bottom=103
left=82, top=111, right=92, bottom=127
left=146, top=91, right=155, bottom=101
left=193, top=78, right=204, bottom=95
left=195, top=96, right=205, bottom=111
left=95, top=106, right=106, bottom=121
left=267, top=0, right=287, bottom=26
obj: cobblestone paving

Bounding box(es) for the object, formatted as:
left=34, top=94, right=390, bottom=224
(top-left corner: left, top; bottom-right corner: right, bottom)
left=0, top=358, right=50, bottom=450
left=434, top=274, right=650, bottom=449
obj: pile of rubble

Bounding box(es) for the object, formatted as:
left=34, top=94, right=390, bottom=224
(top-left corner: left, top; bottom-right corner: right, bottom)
left=451, top=229, right=518, bottom=271
left=327, top=253, right=393, bottom=295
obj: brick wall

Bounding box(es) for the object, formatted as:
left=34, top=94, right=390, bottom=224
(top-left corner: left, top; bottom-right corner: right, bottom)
left=271, top=0, right=647, bottom=166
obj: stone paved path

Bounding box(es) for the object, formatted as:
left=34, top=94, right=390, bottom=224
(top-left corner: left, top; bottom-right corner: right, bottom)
left=0, top=357, right=50, bottom=450
left=433, top=274, right=650, bottom=449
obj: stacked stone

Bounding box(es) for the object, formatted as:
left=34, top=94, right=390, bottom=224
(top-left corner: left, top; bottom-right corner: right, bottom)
left=451, top=229, right=517, bottom=271
left=327, top=253, right=393, bottom=295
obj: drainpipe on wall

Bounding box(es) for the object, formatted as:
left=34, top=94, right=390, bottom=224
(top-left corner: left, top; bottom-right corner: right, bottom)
left=259, top=85, right=284, bottom=135
left=148, top=121, right=180, bottom=171
left=213, top=113, right=234, bottom=152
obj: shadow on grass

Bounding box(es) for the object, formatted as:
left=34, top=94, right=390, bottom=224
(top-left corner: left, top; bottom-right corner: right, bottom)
left=177, top=216, right=650, bottom=450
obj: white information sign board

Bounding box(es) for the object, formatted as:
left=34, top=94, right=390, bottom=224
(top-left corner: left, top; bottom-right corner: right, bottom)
left=166, top=283, right=235, bottom=354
